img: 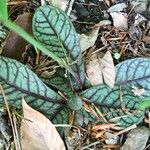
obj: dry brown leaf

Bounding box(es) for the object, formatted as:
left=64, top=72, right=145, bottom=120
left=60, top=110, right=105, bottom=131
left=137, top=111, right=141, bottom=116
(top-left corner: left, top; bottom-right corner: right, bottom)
left=2, top=13, right=33, bottom=60
left=143, top=36, right=150, bottom=43
left=101, top=51, right=115, bottom=88
left=93, top=123, right=117, bottom=131
left=86, top=53, right=103, bottom=86
left=103, top=0, right=115, bottom=6
left=107, top=3, right=127, bottom=12
left=79, top=27, right=100, bottom=52
left=20, top=99, right=66, bottom=150
left=86, top=51, right=115, bottom=88
left=110, top=12, right=128, bottom=31
left=46, top=0, right=68, bottom=11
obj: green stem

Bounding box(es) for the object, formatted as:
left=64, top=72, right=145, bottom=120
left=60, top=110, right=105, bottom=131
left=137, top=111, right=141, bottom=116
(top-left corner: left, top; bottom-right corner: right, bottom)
left=0, top=18, right=65, bottom=67
left=0, top=14, right=78, bottom=82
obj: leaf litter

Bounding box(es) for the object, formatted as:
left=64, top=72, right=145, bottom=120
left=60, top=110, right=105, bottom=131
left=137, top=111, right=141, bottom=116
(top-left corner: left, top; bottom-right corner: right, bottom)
left=21, top=98, right=66, bottom=150
left=86, top=51, right=115, bottom=88
left=0, top=0, right=150, bottom=149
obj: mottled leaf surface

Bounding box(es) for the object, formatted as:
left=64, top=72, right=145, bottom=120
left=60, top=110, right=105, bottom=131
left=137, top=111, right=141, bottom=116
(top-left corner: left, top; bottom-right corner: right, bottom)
left=75, top=108, right=97, bottom=126
left=1, top=54, right=150, bottom=128
left=0, top=56, right=84, bottom=126
left=0, top=56, right=66, bottom=121
left=81, top=85, right=143, bottom=110
left=80, top=86, right=145, bottom=127
left=32, top=5, right=85, bottom=89
left=116, top=58, right=150, bottom=97
left=52, top=106, right=70, bottom=125
left=100, top=107, right=144, bottom=127
left=111, top=111, right=144, bottom=127
left=42, top=69, right=72, bottom=95
left=81, top=58, right=150, bottom=127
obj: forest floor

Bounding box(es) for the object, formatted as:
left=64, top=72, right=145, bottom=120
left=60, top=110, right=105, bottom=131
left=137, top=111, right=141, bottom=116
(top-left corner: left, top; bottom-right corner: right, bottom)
left=0, top=0, right=150, bottom=149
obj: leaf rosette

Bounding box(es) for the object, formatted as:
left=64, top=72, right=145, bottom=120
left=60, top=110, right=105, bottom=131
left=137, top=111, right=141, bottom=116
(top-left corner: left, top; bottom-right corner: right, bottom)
left=0, top=5, right=150, bottom=129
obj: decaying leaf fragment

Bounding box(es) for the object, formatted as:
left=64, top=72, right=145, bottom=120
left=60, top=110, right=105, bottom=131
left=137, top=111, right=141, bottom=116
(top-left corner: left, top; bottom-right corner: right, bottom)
left=21, top=99, right=66, bottom=150
left=86, top=53, right=103, bottom=85
left=107, top=2, right=127, bottom=12
left=86, top=51, right=115, bottom=88
left=78, top=27, right=100, bottom=52
left=45, top=0, right=68, bottom=11
left=2, top=13, right=33, bottom=60
left=110, top=12, right=128, bottom=31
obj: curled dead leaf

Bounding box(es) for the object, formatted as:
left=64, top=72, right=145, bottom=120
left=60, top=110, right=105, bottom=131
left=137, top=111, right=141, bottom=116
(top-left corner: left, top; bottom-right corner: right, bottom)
left=21, top=99, right=66, bottom=150
left=86, top=51, right=115, bottom=88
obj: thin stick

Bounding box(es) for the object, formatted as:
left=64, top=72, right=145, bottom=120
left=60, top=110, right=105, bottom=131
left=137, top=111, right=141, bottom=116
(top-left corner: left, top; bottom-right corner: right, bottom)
left=75, top=2, right=99, bottom=6
left=92, top=45, right=109, bottom=54
left=0, top=85, right=18, bottom=150
left=93, top=104, right=108, bottom=123
left=13, top=113, right=22, bottom=150
left=144, top=143, right=150, bottom=150
left=81, top=141, right=100, bottom=150
left=8, top=1, right=28, bottom=5
left=115, top=124, right=137, bottom=136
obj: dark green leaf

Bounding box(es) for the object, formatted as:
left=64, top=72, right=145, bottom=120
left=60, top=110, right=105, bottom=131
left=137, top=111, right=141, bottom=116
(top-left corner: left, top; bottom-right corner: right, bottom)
left=80, top=58, right=150, bottom=127
left=0, top=56, right=68, bottom=122
left=42, top=69, right=73, bottom=96
left=51, top=106, right=70, bottom=124
left=81, top=85, right=143, bottom=109
left=116, top=58, right=150, bottom=97
left=67, top=95, right=83, bottom=111
left=75, top=108, right=97, bottom=126
left=100, top=107, right=144, bottom=127
left=109, top=111, right=144, bottom=128
left=80, top=85, right=145, bottom=127
left=32, top=5, right=85, bottom=89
